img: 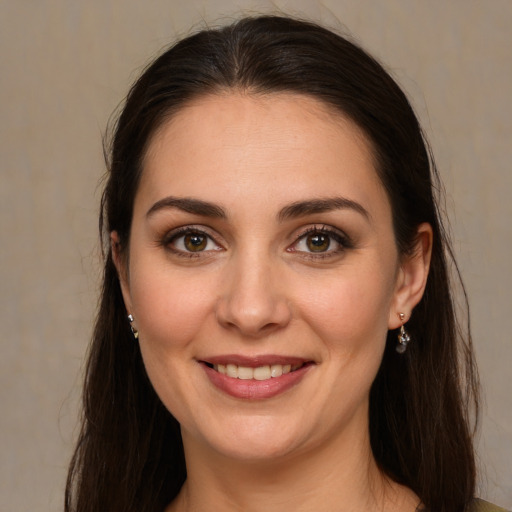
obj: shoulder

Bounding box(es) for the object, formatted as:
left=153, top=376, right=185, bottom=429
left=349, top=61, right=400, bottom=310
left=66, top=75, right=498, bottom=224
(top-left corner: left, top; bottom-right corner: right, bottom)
left=469, top=499, right=510, bottom=512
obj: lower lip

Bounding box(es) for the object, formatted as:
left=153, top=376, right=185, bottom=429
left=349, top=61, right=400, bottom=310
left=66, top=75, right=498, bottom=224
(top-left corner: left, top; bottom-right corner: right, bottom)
left=202, top=363, right=313, bottom=400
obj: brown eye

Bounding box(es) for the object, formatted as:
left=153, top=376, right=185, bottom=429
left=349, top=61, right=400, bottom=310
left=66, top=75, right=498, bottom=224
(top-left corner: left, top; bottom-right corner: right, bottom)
left=184, top=233, right=207, bottom=252
left=165, top=227, right=222, bottom=256
left=306, top=233, right=330, bottom=252
left=289, top=226, right=349, bottom=257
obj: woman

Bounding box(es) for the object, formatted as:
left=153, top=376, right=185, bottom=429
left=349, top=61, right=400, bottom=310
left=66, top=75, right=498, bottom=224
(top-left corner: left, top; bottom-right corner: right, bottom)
left=66, top=15, right=505, bottom=512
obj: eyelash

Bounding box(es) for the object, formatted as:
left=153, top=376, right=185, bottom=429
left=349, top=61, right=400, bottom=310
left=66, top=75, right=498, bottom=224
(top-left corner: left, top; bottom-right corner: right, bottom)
left=160, top=224, right=352, bottom=259
left=288, top=225, right=352, bottom=259
left=161, top=226, right=223, bottom=259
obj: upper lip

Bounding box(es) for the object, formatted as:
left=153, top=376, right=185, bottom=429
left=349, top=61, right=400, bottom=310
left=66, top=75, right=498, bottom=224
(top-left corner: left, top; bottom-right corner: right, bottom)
left=200, top=354, right=313, bottom=367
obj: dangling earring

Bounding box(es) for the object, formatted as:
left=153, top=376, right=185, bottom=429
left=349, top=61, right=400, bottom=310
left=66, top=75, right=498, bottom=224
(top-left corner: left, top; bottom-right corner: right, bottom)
left=396, top=312, right=410, bottom=354
left=127, top=314, right=139, bottom=340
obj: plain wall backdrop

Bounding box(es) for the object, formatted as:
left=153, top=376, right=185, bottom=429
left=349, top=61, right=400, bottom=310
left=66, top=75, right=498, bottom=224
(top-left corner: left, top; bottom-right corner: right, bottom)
left=1, top=1, right=511, bottom=510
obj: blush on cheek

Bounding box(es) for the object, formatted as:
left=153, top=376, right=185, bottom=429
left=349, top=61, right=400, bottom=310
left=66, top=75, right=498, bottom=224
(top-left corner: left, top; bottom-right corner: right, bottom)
left=132, top=274, right=213, bottom=345
left=304, top=286, right=388, bottom=329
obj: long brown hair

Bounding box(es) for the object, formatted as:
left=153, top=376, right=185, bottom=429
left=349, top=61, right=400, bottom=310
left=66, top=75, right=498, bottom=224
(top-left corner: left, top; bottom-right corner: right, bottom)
left=66, top=15, right=479, bottom=512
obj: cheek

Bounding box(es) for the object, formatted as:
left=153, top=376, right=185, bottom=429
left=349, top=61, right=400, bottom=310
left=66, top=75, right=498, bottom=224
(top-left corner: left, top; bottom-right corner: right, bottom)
left=295, top=264, right=396, bottom=351
left=129, top=264, right=217, bottom=351
left=128, top=267, right=218, bottom=422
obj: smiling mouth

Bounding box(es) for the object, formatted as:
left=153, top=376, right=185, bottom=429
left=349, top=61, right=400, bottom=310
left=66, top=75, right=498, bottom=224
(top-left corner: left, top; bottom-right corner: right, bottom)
left=204, top=362, right=309, bottom=381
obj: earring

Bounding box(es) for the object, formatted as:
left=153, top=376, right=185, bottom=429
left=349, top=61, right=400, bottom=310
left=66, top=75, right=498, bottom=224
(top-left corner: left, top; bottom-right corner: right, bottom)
left=396, top=313, right=411, bottom=354
left=127, top=314, right=139, bottom=340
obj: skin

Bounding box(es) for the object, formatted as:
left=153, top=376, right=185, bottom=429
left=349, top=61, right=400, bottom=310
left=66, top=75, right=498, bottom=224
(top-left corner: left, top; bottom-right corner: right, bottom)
left=113, top=93, right=432, bottom=512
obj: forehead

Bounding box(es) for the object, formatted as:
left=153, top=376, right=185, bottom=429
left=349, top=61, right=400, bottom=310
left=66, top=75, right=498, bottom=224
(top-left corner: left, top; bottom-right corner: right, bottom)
left=146, top=92, right=374, bottom=165
left=139, top=92, right=389, bottom=219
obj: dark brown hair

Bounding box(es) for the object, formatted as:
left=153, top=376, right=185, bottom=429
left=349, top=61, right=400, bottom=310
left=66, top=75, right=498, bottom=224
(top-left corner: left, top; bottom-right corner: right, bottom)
left=66, top=15, right=479, bottom=512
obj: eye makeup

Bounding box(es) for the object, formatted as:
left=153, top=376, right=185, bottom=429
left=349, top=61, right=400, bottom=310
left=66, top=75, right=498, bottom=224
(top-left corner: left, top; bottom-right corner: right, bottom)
left=287, top=224, right=354, bottom=261
left=159, top=225, right=224, bottom=259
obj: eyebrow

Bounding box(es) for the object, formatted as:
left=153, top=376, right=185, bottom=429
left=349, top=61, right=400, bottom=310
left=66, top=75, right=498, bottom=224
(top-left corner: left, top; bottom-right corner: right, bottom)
left=278, top=197, right=371, bottom=222
left=146, top=196, right=227, bottom=219
left=146, top=195, right=370, bottom=222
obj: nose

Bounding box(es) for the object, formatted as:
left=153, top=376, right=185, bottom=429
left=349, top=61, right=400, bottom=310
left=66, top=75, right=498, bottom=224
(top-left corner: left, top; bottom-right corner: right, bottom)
left=215, top=251, right=292, bottom=338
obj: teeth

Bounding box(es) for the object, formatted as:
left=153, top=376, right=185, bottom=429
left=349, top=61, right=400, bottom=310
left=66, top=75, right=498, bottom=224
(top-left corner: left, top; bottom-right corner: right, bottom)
left=213, top=363, right=302, bottom=380
left=270, top=364, right=282, bottom=378
left=237, top=366, right=254, bottom=380
left=226, top=364, right=238, bottom=378
left=253, top=366, right=271, bottom=380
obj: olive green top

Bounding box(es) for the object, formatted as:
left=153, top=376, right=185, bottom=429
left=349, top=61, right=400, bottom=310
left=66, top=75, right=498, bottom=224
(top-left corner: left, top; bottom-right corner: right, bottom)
left=471, top=499, right=510, bottom=512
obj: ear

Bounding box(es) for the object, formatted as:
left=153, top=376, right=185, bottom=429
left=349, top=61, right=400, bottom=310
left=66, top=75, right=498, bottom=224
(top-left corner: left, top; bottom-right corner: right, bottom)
left=111, top=231, right=133, bottom=314
left=388, top=223, right=433, bottom=329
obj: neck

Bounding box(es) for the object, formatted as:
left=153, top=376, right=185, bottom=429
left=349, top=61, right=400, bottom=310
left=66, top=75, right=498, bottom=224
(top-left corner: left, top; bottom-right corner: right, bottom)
left=167, top=422, right=419, bottom=512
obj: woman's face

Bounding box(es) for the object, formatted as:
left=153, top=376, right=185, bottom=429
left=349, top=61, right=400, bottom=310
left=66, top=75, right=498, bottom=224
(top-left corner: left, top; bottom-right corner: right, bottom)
left=116, top=93, right=425, bottom=462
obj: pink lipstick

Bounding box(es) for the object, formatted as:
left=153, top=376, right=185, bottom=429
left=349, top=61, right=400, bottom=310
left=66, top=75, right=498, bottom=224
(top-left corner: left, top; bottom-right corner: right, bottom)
left=199, top=355, right=314, bottom=399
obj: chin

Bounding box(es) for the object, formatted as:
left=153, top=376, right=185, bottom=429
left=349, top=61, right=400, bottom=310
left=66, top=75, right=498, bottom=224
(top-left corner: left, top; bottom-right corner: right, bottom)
left=191, top=415, right=309, bottom=462
left=214, top=437, right=301, bottom=462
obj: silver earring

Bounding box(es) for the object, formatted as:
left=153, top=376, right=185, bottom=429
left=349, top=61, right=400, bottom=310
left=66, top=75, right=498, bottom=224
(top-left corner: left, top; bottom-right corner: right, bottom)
left=127, top=314, right=139, bottom=339
left=396, top=313, right=410, bottom=354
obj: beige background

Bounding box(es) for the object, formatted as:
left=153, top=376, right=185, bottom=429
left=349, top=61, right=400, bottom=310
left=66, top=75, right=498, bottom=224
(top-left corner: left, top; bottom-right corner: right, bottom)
left=1, top=1, right=511, bottom=510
